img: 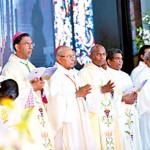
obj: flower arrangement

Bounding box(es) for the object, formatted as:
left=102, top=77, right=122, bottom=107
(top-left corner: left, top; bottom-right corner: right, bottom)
left=135, top=10, right=150, bottom=52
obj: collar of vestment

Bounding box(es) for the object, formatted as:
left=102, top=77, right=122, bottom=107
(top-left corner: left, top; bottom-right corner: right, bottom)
left=108, top=67, right=121, bottom=73
left=84, top=62, right=103, bottom=71
left=53, top=62, right=59, bottom=68
left=8, top=54, right=29, bottom=64
left=56, top=63, right=75, bottom=76
left=145, top=64, right=150, bottom=70
left=107, top=67, right=123, bottom=76
left=56, top=63, right=77, bottom=89
left=8, top=54, right=31, bottom=72
left=139, top=61, right=146, bottom=67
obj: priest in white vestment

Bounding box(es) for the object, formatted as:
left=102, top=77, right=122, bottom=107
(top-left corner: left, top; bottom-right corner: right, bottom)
left=135, top=50, right=150, bottom=150
left=47, top=46, right=97, bottom=150
left=1, top=32, right=53, bottom=149
left=106, top=48, right=142, bottom=150
left=130, top=45, right=150, bottom=82
left=2, top=32, right=47, bottom=101
left=78, top=44, right=122, bottom=150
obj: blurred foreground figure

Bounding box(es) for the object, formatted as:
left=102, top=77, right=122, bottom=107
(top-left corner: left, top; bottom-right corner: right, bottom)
left=0, top=78, right=53, bottom=149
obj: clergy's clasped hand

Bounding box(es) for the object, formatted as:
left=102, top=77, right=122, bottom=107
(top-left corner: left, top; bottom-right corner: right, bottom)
left=122, top=91, right=137, bottom=104
left=31, top=77, right=45, bottom=91
left=76, top=84, right=92, bottom=98
left=101, top=80, right=115, bottom=94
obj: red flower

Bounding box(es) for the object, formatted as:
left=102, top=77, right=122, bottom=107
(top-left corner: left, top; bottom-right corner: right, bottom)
left=104, top=109, right=110, bottom=118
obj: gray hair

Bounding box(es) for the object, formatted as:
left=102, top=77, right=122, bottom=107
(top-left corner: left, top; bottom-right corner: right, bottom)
left=56, top=45, right=70, bottom=57
left=144, top=49, right=150, bottom=60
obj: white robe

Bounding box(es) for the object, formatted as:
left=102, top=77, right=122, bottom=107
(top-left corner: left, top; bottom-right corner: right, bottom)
left=2, top=54, right=50, bottom=101
left=2, top=54, right=35, bottom=93
left=1, top=54, right=49, bottom=109
left=1, top=54, right=54, bottom=149
left=47, top=63, right=96, bottom=150
left=135, top=65, right=150, bottom=150
left=130, top=61, right=146, bottom=83
left=78, top=63, right=122, bottom=150
left=0, top=75, right=9, bottom=82
left=107, top=67, right=142, bottom=150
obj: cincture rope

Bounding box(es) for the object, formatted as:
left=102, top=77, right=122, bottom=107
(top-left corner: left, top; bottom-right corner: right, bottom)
left=19, top=61, right=31, bottom=73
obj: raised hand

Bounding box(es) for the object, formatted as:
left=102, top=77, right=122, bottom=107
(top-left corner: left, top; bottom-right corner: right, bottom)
left=76, top=84, right=92, bottom=98
left=101, top=80, right=115, bottom=94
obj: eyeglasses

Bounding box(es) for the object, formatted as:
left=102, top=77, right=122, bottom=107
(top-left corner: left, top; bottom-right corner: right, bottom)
left=20, top=42, right=35, bottom=47
left=59, top=55, right=76, bottom=59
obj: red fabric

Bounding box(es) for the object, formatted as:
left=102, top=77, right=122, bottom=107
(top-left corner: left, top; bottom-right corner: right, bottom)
left=41, top=89, right=48, bottom=104
left=54, top=45, right=64, bottom=56
left=12, top=32, right=25, bottom=43
left=42, top=95, right=48, bottom=104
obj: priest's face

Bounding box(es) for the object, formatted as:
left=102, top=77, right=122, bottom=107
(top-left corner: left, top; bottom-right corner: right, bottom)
left=57, top=47, right=76, bottom=70
left=141, top=48, right=150, bottom=61
left=90, top=45, right=106, bottom=67
left=15, top=36, right=33, bottom=60
left=108, top=53, right=123, bottom=70
left=145, top=59, right=150, bottom=68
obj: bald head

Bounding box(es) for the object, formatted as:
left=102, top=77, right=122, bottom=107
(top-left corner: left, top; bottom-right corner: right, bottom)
left=90, top=44, right=106, bottom=67
left=91, top=44, right=106, bottom=54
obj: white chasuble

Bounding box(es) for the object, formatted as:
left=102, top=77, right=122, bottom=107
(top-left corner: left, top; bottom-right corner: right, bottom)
left=135, top=65, right=150, bottom=150
left=47, top=63, right=97, bottom=150
left=107, top=67, right=142, bottom=150
left=79, top=63, right=122, bottom=150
